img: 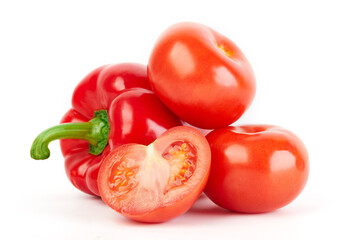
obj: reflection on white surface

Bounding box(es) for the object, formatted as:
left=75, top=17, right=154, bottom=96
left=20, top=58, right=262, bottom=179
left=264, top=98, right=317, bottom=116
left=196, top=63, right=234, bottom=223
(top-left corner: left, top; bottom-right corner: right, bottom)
left=225, top=144, right=248, bottom=164
left=270, top=150, right=296, bottom=171
left=169, top=42, right=195, bottom=78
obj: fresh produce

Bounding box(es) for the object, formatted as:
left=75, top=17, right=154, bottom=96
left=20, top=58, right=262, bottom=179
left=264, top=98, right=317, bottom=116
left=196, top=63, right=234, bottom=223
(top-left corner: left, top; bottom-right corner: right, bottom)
left=97, top=126, right=211, bottom=222
left=30, top=22, right=309, bottom=222
left=204, top=125, right=309, bottom=213
left=30, top=63, right=182, bottom=196
left=148, top=22, right=256, bottom=129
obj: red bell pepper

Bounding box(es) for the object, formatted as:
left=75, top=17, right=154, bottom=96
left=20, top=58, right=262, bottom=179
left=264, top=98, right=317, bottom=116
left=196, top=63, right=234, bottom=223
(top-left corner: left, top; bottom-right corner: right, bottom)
left=30, top=63, right=182, bottom=196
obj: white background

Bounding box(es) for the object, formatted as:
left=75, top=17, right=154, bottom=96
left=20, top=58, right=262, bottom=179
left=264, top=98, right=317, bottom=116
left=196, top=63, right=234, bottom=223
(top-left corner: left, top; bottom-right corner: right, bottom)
left=1, top=0, right=359, bottom=239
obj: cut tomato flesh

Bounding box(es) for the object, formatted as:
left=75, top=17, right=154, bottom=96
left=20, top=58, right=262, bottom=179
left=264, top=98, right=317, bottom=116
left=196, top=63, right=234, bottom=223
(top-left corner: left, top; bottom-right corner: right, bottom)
left=162, top=141, right=197, bottom=192
left=98, top=126, right=211, bottom=222
left=106, top=141, right=197, bottom=215
left=108, top=157, right=139, bottom=196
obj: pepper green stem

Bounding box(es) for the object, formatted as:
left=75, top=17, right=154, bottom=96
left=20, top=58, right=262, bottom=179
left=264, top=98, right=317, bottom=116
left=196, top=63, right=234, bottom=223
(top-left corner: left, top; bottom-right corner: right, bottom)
left=30, top=110, right=110, bottom=160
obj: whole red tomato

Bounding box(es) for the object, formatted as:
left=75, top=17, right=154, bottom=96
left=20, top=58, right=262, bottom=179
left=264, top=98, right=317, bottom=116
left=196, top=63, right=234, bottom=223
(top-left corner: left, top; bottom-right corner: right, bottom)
left=98, top=126, right=211, bottom=222
left=204, top=125, right=309, bottom=213
left=148, top=22, right=256, bottom=129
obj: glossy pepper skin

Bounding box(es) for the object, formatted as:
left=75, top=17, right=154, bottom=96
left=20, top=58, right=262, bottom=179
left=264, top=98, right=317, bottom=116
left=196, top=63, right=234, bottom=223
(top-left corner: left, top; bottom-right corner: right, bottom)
left=31, top=63, right=182, bottom=196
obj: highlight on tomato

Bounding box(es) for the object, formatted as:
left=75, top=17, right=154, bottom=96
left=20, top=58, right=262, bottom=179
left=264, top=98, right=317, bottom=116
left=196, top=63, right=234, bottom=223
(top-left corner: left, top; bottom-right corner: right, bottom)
left=97, top=126, right=211, bottom=223
left=204, top=125, right=309, bottom=213
left=148, top=22, right=256, bottom=129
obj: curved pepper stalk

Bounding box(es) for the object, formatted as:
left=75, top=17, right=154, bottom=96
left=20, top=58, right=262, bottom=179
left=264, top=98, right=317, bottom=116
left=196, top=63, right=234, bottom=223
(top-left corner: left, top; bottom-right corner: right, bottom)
left=30, top=110, right=110, bottom=160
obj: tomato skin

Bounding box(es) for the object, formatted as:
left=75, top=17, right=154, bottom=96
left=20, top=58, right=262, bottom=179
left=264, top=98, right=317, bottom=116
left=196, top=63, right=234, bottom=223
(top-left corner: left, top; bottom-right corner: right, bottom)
left=148, top=22, right=256, bottom=129
left=98, top=126, right=211, bottom=223
left=204, top=125, right=309, bottom=213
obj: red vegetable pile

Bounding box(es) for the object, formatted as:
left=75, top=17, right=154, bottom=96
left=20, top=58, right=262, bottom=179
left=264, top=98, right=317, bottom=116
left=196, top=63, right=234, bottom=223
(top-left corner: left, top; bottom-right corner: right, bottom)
left=30, top=22, right=309, bottom=223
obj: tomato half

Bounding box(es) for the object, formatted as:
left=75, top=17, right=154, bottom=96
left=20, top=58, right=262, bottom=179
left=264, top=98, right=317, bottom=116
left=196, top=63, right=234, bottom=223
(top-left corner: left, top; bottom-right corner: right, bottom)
left=98, top=126, right=211, bottom=222
left=148, top=22, right=256, bottom=129
left=204, top=125, right=309, bottom=213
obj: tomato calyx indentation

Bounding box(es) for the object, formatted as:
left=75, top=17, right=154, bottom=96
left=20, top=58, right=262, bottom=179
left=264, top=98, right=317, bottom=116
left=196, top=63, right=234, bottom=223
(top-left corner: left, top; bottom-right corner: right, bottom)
left=216, top=43, right=233, bottom=58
